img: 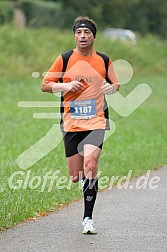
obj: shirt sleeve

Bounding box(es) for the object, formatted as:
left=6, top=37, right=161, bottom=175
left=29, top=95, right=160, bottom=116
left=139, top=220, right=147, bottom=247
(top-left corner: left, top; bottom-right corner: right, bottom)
left=107, top=59, right=119, bottom=85
left=42, top=55, right=63, bottom=83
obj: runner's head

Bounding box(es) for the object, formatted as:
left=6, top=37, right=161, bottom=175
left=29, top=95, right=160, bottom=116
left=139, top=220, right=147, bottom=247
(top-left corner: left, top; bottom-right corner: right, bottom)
left=72, top=16, right=97, bottom=38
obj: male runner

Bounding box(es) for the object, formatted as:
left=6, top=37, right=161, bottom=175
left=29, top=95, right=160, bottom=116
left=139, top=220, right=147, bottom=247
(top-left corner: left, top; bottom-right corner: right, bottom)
left=41, top=16, right=119, bottom=234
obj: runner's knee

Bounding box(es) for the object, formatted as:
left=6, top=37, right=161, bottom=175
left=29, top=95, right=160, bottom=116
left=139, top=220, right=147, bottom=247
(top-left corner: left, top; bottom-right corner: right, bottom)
left=85, top=159, right=97, bottom=178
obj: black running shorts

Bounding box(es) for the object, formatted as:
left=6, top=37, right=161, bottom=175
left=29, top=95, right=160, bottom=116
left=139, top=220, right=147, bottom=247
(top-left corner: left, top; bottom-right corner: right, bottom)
left=62, top=129, right=105, bottom=157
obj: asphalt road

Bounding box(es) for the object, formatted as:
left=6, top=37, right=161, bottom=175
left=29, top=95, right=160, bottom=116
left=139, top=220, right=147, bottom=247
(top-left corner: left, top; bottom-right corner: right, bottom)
left=0, top=166, right=167, bottom=252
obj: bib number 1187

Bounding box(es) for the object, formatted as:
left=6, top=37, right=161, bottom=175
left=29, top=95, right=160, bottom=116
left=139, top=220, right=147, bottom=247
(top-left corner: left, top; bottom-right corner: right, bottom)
left=75, top=106, right=92, bottom=114
left=70, top=99, right=96, bottom=119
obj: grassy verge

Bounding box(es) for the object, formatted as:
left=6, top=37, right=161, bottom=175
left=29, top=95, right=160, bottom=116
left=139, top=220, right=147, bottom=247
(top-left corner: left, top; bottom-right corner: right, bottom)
left=0, top=26, right=166, bottom=230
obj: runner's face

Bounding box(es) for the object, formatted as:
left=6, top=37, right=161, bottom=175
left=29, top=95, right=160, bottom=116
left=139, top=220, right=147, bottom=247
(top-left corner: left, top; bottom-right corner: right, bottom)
left=75, top=28, right=94, bottom=50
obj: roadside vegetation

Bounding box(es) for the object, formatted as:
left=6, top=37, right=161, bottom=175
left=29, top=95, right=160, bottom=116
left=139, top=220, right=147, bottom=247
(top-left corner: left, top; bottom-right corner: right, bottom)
left=0, top=25, right=166, bottom=230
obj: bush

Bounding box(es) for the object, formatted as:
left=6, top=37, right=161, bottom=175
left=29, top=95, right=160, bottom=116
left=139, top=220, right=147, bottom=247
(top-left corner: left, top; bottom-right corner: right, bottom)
left=0, top=1, right=15, bottom=24
left=18, top=0, right=63, bottom=28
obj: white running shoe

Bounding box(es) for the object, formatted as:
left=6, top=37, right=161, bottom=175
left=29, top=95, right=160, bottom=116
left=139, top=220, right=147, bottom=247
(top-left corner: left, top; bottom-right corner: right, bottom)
left=82, top=217, right=97, bottom=234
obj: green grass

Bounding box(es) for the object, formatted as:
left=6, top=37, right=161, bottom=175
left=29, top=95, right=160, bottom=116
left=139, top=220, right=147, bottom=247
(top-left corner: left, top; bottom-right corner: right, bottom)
left=0, top=25, right=167, bottom=230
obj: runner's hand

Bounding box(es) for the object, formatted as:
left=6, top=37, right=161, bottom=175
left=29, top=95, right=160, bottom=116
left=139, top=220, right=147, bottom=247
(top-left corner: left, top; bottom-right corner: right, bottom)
left=102, top=81, right=116, bottom=95
left=64, top=81, right=85, bottom=93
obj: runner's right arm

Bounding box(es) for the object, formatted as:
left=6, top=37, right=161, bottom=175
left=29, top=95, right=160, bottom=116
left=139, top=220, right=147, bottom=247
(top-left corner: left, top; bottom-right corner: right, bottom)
left=41, top=55, right=84, bottom=93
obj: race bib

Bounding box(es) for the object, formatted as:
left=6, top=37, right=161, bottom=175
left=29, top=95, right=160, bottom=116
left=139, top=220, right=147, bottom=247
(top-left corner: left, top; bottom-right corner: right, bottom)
left=70, top=99, right=96, bottom=119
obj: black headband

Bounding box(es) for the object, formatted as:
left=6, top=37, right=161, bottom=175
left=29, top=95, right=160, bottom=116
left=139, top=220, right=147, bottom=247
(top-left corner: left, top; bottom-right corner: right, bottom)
left=73, top=21, right=97, bottom=38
